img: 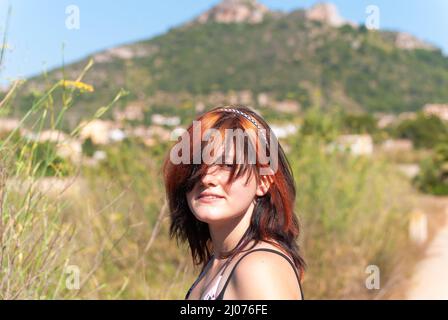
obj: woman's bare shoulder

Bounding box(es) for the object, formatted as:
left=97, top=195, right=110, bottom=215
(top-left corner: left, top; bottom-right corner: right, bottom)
left=228, top=241, right=301, bottom=299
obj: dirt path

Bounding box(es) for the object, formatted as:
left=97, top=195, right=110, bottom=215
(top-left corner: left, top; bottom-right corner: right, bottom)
left=407, top=199, right=448, bottom=300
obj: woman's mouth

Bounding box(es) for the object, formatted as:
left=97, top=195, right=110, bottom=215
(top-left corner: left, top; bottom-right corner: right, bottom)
left=198, top=196, right=224, bottom=203
left=197, top=193, right=225, bottom=203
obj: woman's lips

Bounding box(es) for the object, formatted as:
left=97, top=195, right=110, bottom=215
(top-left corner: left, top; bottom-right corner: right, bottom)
left=198, top=197, right=224, bottom=203
left=197, top=194, right=225, bottom=203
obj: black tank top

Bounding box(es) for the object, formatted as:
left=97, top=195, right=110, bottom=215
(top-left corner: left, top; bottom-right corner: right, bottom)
left=185, top=248, right=305, bottom=300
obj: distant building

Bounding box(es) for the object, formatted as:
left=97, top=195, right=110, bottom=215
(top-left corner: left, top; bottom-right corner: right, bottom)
left=270, top=124, right=298, bottom=139
left=113, top=102, right=145, bottom=122
left=376, top=114, right=397, bottom=129
left=195, top=102, right=206, bottom=114
left=331, top=134, right=374, bottom=156
left=398, top=112, right=417, bottom=122
left=257, top=93, right=270, bottom=107
left=128, top=125, right=151, bottom=139
left=24, top=129, right=82, bottom=164
left=57, top=139, right=83, bottom=164
left=423, top=104, right=448, bottom=121
left=109, top=128, right=126, bottom=142
left=151, top=114, right=181, bottom=127
left=397, top=164, right=420, bottom=180
left=227, top=90, right=254, bottom=106
left=239, top=90, right=253, bottom=105
left=381, top=139, right=413, bottom=153
left=0, top=118, right=21, bottom=134
left=25, top=130, right=68, bottom=143
left=80, top=120, right=111, bottom=145
left=273, top=100, right=301, bottom=113
left=79, top=120, right=124, bottom=145
left=148, top=126, right=171, bottom=141
left=93, top=150, right=107, bottom=161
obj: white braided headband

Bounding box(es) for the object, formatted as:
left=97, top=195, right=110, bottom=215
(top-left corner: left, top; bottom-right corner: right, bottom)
left=219, top=108, right=268, bottom=145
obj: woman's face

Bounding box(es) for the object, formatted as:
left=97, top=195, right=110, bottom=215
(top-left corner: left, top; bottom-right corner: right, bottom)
left=186, top=162, right=260, bottom=224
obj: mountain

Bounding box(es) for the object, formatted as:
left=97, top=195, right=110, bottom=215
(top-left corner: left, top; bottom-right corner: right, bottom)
left=5, top=0, right=448, bottom=128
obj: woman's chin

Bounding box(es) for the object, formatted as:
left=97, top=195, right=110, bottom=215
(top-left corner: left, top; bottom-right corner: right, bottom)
left=193, top=211, right=228, bottom=224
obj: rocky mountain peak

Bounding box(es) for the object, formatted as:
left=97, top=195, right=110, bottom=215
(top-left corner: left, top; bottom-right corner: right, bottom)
left=305, top=2, right=350, bottom=27
left=196, top=0, right=270, bottom=24
left=395, top=32, right=436, bottom=51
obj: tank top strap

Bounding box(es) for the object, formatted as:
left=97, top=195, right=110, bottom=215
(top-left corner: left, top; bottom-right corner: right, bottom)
left=184, top=255, right=215, bottom=299
left=216, top=248, right=304, bottom=300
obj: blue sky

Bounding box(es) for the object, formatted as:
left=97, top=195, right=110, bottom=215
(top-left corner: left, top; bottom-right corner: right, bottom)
left=1, top=0, right=447, bottom=87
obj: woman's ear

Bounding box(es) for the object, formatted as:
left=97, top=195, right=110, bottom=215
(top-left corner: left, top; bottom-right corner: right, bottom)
left=256, top=175, right=273, bottom=197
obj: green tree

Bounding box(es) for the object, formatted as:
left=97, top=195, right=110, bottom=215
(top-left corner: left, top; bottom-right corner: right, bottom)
left=341, top=113, right=377, bottom=134
left=414, top=143, right=448, bottom=195
left=393, top=113, right=448, bottom=149
left=82, top=137, right=96, bottom=157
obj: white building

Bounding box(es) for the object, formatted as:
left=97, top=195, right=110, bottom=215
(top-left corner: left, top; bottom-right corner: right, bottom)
left=79, top=120, right=125, bottom=145
left=57, top=139, right=83, bottom=164
left=273, top=100, right=301, bottom=113
left=270, top=124, right=298, bottom=139
left=423, top=104, right=448, bottom=121
left=113, top=103, right=145, bottom=122
left=24, top=129, right=82, bottom=164
left=376, top=114, right=397, bottom=129
left=381, top=139, right=413, bottom=153
left=151, top=114, right=181, bottom=127
left=332, top=134, right=374, bottom=156
left=0, top=118, right=20, bottom=134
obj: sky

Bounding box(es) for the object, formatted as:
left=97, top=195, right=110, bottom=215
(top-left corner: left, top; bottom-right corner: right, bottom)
left=1, top=0, right=447, bottom=87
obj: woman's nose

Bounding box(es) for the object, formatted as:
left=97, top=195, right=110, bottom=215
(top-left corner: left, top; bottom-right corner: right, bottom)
left=201, top=166, right=219, bottom=186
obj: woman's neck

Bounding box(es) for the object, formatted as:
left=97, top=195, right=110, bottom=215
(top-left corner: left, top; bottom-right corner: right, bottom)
left=209, top=201, right=255, bottom=258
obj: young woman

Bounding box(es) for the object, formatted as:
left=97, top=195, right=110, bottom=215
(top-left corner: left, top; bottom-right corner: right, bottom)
left=163, top=106, right=306, bottom=300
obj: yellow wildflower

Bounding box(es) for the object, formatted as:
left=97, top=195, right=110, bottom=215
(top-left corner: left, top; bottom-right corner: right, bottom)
left=61, top=80, right=94, bottom=92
